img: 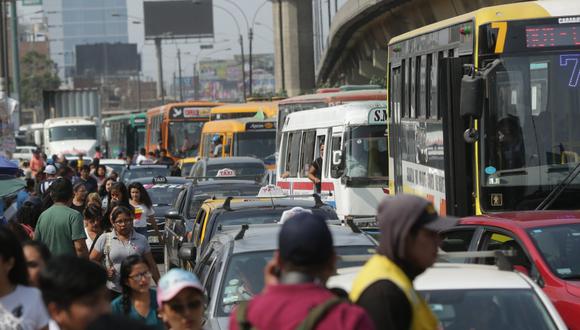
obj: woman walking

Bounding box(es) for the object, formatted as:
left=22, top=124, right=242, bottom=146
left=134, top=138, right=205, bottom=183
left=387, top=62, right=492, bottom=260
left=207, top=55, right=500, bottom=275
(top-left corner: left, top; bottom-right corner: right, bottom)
left=128, top=182, right=162, bottom=243
left=99, top=177, right=115, bottom=211
left=83, top=204, right=104, bottom=253
left=70, top=182, right=87, bottom=214
left=90, top=205, right=159, bottom=298
left=111, top=255, right=163, bottom=329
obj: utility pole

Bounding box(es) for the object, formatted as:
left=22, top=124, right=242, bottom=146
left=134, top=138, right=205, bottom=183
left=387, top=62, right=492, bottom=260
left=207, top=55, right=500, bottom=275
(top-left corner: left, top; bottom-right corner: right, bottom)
left=177, top=48, right=183, bottom=102
left=278, top=0, right=285, bottom=94
left=193, top=62, right=199, bottom=100
left=327, top=0, right=331, bottom=29
left=0, top=0, right=10, bottom=95
left=248, top=28, right=253, bottom=96
left=239, top=35, right=246, bottom=101
left=10, top=0, right=20, bottom=104
left=154, top=38, right=165, bottom=102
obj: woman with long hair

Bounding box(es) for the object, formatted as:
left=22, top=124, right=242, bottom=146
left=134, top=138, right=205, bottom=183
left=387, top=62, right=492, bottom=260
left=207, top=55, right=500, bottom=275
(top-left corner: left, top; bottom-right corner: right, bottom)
left=128, top=182, right=162, bottom=243
left=70, top=182, right=87, bottom=214
left=89, top=205, right=159, bottom=298
left=86, top=192, right=101, bottom=209
left=83, top=204, right=103, bottom=254
left=102, top=182, right=132, bottom=231
left=111, top=255, right=162, bottom=328
left=99, top=177, right=115, bottom=210
left=95, top=165, right=107, bottom=188
left=21, top=240, right=51, bottom=288
left=0, top=227, right=50, bottom=329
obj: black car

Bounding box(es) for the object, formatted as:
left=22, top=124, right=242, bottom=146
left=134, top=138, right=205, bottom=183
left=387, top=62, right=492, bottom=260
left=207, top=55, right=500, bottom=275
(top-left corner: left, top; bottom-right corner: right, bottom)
left=188, top=157, right=266, bottom=181
left=163, top=180, right=263, bottom=271
left=121, top=165, right=172, bottom=184
left=130, top=176, right=189, bottom=262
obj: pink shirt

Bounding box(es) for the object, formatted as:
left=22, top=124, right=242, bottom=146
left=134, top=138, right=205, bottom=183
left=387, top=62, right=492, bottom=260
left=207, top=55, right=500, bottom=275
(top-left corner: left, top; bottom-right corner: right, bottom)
left=228, top=283, right=375, bottom=330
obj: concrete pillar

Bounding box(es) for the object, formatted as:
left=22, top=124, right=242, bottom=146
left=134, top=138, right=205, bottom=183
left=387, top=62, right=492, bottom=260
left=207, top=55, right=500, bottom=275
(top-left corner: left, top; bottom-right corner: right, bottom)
left=273, top=0, right=315, bottom=97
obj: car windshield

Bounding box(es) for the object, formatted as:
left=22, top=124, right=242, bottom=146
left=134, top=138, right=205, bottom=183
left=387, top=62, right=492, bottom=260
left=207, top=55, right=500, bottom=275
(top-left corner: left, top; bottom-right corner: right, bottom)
left=234, top=131, right=276, bottom=160
left=181, top=163, right=194, bottom=177
left=168, top=121, right=204, bottom=158
left=345, top=125, right=388, bottom=180
left=421, top=289, right=557, bottom=330
left=143, top=183, right=184, bottom=206
left=122, top=167, right=171, bottom=183
left=218, top=246, right=376, bottom=316
left=206, top=163, right=265, bottom=178
left=481, top=53, right=580, bottom=211
left=49, top=125, right=97, bottom=141
left=528, top=224, right=580, bottom=280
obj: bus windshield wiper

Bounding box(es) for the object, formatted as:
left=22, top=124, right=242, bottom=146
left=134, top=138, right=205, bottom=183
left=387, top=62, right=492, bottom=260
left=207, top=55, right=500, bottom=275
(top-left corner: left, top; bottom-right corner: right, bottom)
left=536, top=161, right=580, bottom=210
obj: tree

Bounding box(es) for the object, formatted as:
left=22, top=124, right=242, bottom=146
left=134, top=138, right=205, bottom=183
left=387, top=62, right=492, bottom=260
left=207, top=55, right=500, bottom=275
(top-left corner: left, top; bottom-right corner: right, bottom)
left=20, top=51, right=60, bottom=108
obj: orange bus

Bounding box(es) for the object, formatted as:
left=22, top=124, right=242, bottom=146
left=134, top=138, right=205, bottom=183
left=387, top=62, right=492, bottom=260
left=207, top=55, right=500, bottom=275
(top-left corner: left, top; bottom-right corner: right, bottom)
left=146, top=101, right=223, bottom=159
left=276, top=87, right=387, bottom=146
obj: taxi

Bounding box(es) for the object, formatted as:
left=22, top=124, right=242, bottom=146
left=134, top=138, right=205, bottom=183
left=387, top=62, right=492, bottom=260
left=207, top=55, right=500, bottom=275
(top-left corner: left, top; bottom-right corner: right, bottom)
left=440, top=212, right=580, bottom=329
left=188, top=156, right=266, bottom=183
left=177, top=157, right=198, bottom=177
left=185, top=223, right=377, bottom=329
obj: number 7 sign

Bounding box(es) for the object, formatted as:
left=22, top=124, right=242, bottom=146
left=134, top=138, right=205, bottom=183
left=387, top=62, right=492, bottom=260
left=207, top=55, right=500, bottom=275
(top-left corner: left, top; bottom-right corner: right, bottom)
left=560, top=54, right=580, bottom=87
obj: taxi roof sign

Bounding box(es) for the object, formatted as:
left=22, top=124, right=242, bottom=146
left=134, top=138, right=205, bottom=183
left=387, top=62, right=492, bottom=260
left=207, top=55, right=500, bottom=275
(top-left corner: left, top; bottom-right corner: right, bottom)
left=257, top=185, right=286, bottom=198
left=152, top=176, right=168, bottom=183
left=216, top=168, right=236, bottom=177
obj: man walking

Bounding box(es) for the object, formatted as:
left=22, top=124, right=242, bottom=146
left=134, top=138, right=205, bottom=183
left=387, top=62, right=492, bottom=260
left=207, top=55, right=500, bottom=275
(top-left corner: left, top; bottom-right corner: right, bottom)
left=35, top=178, right=88, bottom=257
left=229, top=211, right=374, bottom=330
left=350, top=194, right=457, bottom=329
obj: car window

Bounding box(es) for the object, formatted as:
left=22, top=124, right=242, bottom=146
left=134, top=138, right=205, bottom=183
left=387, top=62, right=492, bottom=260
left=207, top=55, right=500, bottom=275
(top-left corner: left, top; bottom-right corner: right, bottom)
left=187, top=186, right=261, bottom=219
left=480, top=230, right=531, bottom=271
left=422, top=289, right=557, bottom=330
left=193, top=209, right=208, bottom=245
left=528, top=224, right=580, bottom=280
left=143, top=183, right=184, bottom=206
left=440, top=229, right=475, bottom=252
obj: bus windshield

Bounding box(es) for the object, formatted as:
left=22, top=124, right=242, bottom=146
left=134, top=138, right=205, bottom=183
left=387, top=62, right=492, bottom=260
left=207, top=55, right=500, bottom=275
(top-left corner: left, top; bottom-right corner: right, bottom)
left=49, top=125, right=96, bottom=141
left=234, top=131, right=276, bottom=160
left=345, top=125, right=388, bottom=180
left=482, top=53, right=580, bottom=211
left=168, top=121, right=204, bottom=158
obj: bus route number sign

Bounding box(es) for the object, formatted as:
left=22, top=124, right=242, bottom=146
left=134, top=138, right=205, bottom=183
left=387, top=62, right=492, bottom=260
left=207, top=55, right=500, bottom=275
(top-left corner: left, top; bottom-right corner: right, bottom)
left=368, top=107, right=387, bottom=124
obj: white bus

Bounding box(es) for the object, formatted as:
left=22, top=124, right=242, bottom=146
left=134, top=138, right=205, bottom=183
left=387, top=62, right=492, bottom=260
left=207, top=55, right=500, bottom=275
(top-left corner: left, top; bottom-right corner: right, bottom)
left=276, top=101, right=388, bottom=221
left=43, top=117, right=98, bottom=158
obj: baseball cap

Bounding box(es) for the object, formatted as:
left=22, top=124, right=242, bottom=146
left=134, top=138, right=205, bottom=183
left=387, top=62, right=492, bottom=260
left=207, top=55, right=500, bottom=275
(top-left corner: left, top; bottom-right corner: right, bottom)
left=157, top=269, right=203, bottom=306
left=278, top=212, right=333, bottom=266
left=44, top=165, right=57, bottom=175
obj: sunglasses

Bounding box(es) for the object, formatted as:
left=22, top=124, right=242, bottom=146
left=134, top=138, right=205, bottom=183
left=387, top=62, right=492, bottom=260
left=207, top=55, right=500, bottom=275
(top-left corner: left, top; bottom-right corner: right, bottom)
left=167, top=299, right=203, bottom=314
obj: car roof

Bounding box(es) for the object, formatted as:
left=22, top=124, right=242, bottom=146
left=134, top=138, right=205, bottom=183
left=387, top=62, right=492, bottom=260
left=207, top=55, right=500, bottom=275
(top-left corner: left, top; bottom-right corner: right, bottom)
left=127, top=164, right=170, bottom=169
left=193, top=179, right=260, bottom=187
left=99, top=159, right=126, bottom=165
left=460, top=210, right=580, bottom=229
left=206, top=197, right=331, bottom=212
left=215, top=224, right=375, bottom=254
left=131, top=176, right=190, bottom=185
left=200, top=157, right=264, bottom=165
left=327, top=263, right=531, bottom=292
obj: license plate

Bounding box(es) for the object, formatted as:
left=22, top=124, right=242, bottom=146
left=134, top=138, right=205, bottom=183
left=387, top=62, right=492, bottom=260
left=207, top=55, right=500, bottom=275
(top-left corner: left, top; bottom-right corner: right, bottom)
left=148, top=235, right=159, bottom=244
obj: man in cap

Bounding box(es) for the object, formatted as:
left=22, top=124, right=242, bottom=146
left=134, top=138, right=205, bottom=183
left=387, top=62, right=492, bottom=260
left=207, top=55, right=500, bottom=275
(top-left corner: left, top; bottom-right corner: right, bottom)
left=229, top=211, right=374, bottom=330
left=39, top=164, right=57, bottom=195
left=157, top=268, right=205, bottom=330
left=350, top=194, right=457, bottom=330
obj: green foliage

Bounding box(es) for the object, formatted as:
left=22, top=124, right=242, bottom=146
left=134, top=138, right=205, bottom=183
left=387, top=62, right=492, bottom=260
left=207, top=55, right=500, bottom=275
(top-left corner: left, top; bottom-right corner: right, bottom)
left=21, top=51, right=60, bottom=108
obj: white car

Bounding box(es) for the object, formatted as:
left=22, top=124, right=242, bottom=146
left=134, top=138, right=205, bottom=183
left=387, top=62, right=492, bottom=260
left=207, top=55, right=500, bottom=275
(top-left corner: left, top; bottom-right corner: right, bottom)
left=327, top=263, right=567, bottom=330
left=12, top=146, right=37, bottom=161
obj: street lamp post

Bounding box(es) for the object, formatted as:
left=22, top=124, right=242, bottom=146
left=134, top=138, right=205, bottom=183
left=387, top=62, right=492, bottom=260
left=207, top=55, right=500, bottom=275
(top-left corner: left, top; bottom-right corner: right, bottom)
left=177, top=48, right=183, bottom=102
left=248, top=0, right=269, bottom=97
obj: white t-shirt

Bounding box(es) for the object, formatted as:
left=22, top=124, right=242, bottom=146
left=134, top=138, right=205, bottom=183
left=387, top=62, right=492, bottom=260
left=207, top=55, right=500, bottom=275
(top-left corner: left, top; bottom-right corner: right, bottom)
left=136, top=154, right=147, bottom=165
left=133, top=204, right=155, bottom=228
left=0, top=285, right=50, bottom=330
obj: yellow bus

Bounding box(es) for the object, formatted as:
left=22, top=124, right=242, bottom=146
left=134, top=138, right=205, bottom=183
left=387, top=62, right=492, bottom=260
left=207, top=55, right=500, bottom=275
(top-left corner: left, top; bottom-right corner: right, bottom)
left=210, top=102, right=279, bottom=120
left=199, top=117, right=277, bottom=168
left=387, top=0, right=580, bottom=216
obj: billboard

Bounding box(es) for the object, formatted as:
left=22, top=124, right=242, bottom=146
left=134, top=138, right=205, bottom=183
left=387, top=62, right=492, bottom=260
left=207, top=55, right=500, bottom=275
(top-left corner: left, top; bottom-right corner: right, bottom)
left=144, top=0, right=214, bottom=40
left=75, top=43, right=140, bottom=77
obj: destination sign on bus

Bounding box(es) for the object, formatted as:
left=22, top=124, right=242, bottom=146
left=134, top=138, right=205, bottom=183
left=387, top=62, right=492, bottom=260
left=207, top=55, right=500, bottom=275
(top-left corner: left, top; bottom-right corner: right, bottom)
left=245, top=122, right=275, bottom=130
left=368, top=107, right=387, bottom=124
left=526, top=24, right=580, bottom=48
left=170, top=107, right=210, bottom=119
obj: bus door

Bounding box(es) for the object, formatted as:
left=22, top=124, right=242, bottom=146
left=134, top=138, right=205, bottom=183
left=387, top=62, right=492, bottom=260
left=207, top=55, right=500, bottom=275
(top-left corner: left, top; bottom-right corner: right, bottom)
left=224, top=135, right=233, bottom=156
left=439, top=56, right=475, bottom=216
left=328, top=127, right=343, bottom=208
left=315, top=128, right=328, bottom=184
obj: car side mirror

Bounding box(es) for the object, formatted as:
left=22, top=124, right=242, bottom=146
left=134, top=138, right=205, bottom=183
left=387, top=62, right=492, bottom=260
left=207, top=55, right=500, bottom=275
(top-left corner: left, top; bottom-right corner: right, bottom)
left=178, top=243, right=197, bottom=263
left=459, top=73, right=483, bottom=119
left=165, top=209, right=184, bottom=220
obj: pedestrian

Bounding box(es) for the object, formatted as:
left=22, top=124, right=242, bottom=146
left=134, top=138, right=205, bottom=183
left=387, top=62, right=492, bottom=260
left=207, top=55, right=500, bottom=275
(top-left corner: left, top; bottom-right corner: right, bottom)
left=79, top=165, right=99, bottom=193
left=128, top=182, right=162, bottom=242
left=30, top=149, right=45, bottom=178
left=39, top=165, right=57, bottom=196
left=99, top=177, right=115, bottom=210
left=89, top=205, right=160, bottom=298
left=70, top=182, right=88, bottom=214
left=156, top=149, right=174, bottom=166
left=57, top=165, right=75, bottom=182
left=87, top=192, right=102, bottom=208
left=84, top=204, right=104, bottom=254
left=111, top=255, right=163, bottom=328
left=136, top=148, right=148, bottom=165
left=350, top=195, right=457, bottom=330
left=307, top=143, right=325, bottom=194
left=21, top=160, right=32, bottom=179
left=229, top=211, right=374, bottom=330
left=94, top=146, right=103, bottom=160
left=22, top=240, right=51, bottom=288
left=103, top=182, right=132, bottom=231
left=96, top=165, right=108, bottom=188
left=157, top=269, right=205, bottom=330
left=109, top=171, right=120, bottom=182
left=17, top=178, right=35, bottom=209
left=34, top=178, right=89, bottom=258
left=146, top=152, right=157, bottom=164
left=39, top=255, right=110, bottom=330
left=0, top=227, right=50, bottom=330
left=15, top=197, right=42, bottom=234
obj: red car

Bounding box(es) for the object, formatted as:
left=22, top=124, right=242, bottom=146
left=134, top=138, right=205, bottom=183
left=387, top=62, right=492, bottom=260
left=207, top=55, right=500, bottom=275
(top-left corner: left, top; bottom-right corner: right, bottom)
left=440, top=211, right=580, bottom=329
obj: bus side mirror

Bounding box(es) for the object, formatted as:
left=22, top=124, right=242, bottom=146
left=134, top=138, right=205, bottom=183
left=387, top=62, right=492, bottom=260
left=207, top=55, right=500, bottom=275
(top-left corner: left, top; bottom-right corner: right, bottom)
left=104, top=127, right=112, bottom=142
left=459, top=73, right=483, bottom=119
left=331, top=150, right=344, bottom=178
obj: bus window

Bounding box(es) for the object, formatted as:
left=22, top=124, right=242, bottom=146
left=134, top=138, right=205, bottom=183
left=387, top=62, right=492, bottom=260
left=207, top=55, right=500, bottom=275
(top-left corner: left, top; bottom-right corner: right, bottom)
left=288, top=132, right=301, bottom=177
left=168, top=121, right=204, bottom=157
left=300, top=131, right=316, bottom=177
left=429, top=53, right=438, bottom=119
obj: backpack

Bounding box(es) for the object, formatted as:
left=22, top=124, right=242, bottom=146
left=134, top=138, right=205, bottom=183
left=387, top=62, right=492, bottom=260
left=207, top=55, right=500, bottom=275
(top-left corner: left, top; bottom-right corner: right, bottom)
left=236, top=296, right=346, bottom=330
